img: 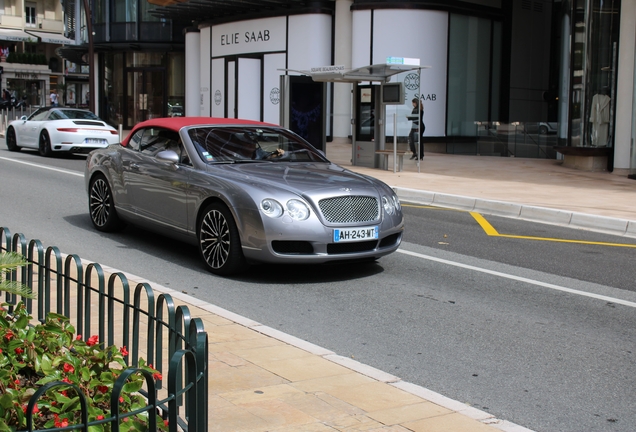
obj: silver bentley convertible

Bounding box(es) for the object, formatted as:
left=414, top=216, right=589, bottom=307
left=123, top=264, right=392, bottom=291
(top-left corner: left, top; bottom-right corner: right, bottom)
left=85, top=117, right=404, bottom=275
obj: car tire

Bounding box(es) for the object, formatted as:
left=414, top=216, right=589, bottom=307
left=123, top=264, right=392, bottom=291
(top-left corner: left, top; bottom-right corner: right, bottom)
left=198, top=202, right=246, bottom=275
left=6, top=127, right=20, bottom=152
left=89, top=174, right=126, bottom=232
left=38, top=130, right=53, bottom=157
left=539, top=125, right=548, bottom=135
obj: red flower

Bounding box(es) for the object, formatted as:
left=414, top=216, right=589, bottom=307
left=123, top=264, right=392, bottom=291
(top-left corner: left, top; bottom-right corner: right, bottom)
left=53, top=414, right=69, bottom=428
left=22, top=404, right=39, bottom=414
left=164, top=419, right=169, bottom=427
left=4, top=330, right=14, bottom=341
left=63, top=363, right=74, bottom=373
left=119, top=396, right=124, bottom=403
left=87, top=335, right=99, bottom=346
left=153, top=371, right=162, bottom=381
left=61, top=390, right=68, bottom=397
left=120, top=346, right=128, bottom=356
left=97, top=385, right=108, bottom=394
left=62, top=377, right=72, bottom=384
left=14, top=347, right=23, bottom=355
left=96, top=415, right=104, bottom=420
left=76, top=335, right=82, bottom=340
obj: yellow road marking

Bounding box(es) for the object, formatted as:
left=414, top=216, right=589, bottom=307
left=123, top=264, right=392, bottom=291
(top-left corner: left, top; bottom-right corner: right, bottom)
left=469, top=212, right=636, bottom=248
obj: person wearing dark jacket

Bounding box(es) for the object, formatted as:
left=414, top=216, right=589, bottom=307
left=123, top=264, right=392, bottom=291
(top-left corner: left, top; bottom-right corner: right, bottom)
left=407, top=98, right=425, bottom=160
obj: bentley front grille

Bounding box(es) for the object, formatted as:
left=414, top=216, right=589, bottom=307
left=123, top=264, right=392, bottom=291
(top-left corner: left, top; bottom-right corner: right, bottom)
left=318, top=195, right=379, bottom=224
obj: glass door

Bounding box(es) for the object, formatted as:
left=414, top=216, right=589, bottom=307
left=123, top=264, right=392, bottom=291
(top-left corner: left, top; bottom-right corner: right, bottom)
left=125, top=68, right=165, bottom=128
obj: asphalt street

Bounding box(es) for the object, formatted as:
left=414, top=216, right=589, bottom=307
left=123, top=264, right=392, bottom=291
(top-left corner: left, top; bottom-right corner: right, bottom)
left=1, top=147, right=636, bottom=432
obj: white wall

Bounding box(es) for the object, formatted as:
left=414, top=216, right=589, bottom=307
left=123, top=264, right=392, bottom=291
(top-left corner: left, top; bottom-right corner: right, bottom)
left=185, top=30, right=200, bottom=117
left=614, top=0, right=636, bottom=171
left=199, top=26, right=211, bottom=116
left=287, top=14, right=332, bottom=72
left=238, top=57, right=261, bottom=120
left=356, top=9, right=448, bottom=137
left=210, top=58, right=225, bottom=118
left=263, top=53, right=286, bottom=124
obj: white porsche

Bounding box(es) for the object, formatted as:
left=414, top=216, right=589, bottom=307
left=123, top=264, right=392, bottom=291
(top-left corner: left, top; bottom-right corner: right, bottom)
left=5, top=107, right=120, bottom=157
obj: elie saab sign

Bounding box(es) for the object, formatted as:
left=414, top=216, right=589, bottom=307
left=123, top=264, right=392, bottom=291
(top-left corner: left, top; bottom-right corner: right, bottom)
left=211, top=16, right=286, bottom=57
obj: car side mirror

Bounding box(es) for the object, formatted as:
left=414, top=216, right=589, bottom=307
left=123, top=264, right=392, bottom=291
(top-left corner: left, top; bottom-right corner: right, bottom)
left=156, top=149, right=179, bottom=165
left=20, top=115, right=27, bottom=120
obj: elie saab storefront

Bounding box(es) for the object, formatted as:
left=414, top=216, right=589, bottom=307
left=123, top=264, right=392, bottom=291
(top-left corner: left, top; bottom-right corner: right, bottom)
left=187, top=1, right=504, bottom=151
left=191, top=14, right=333, bottom=136
left=183, top=0, right=636, bottom=175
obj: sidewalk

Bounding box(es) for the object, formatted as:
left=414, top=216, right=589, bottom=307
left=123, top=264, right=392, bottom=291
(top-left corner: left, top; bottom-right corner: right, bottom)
left=327, top=141, right=636, bottom=236
left=116, top=266, right=527, bottom=432
left=105, top=142, right=634, bottom=432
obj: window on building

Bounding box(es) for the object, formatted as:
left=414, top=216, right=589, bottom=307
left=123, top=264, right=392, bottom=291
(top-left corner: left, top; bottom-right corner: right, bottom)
left=25, top=2, right=36, bottom=27
left=446, top=14, right=500, bottom=136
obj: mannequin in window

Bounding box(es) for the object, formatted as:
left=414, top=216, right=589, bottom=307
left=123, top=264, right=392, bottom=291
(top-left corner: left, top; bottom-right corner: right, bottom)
left=589, top=88, right=611, bottom=147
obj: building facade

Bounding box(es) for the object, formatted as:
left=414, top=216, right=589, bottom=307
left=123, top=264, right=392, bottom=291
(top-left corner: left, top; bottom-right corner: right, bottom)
left=0, top=0, right=76, bottom=106
left=58, top=0, right=636, bottom=178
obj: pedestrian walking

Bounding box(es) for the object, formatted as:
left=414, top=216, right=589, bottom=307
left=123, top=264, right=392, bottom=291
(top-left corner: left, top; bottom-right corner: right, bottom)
left=50, top=91, right=58, bottom=107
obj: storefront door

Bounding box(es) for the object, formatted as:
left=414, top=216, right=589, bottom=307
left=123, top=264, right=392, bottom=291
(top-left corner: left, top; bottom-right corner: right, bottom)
left=125, top=68, right=165, bottom=128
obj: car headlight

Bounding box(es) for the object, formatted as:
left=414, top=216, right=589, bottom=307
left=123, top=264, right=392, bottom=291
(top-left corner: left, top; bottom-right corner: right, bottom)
left=286, top=199, right=310, bottom=221
left=392, top=194, right=401, bottom=211
left=261, top=198, right=283, bottom=218
left=382, top=195, right=395, bottom=215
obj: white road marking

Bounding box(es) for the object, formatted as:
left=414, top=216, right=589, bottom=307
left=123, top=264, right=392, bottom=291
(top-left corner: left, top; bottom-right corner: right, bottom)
left=0, top=156, right=83, bottom=177
left=398, top=248, right=636, bottom=309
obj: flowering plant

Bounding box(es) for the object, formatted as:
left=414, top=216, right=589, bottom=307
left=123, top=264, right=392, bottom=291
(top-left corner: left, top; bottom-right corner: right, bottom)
left=0, top=252, right=168, bottom=431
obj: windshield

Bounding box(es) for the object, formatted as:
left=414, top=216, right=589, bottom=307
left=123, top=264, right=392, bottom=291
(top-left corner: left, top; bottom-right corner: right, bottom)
left=27, top=108, right=101, bottom=121
left=187, top=126, right=329, bottom=164
left=57, top=109, right=101, bottom=120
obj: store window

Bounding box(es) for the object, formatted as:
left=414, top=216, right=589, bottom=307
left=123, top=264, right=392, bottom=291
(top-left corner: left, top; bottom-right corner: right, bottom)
left=446, top=14, right=501, bottom=136
left=7, top=78, right=43, bottom=107
left=566, top=0, right=620, bottom=147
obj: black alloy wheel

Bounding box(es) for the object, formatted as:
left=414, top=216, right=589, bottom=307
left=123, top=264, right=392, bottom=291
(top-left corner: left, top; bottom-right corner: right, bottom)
left=5, top=127, right=20, bottom=152
left=38, top=130, right=52, bottom=157
left=198, top=203, right=245, bottom=275
left=89, top=175, right=125, bottom=232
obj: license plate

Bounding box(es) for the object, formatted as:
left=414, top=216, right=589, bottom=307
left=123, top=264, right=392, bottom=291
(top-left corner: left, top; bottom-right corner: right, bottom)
left=333, top=226, right=378, bottom=243
left=85, top=138, right=107, bottom=144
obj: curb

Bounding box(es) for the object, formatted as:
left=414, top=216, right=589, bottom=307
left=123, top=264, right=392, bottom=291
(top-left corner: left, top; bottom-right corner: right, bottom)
left=88, top=260, right=535, bottom=432
left=394, top=186, right=636, bottom=238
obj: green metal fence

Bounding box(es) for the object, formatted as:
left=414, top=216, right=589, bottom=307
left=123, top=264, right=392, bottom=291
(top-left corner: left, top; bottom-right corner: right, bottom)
left=1, top=226, right=208, bottom=431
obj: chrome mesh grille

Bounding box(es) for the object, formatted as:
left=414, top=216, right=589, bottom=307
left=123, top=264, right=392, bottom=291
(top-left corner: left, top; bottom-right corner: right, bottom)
left=318, top=196, right=379, bottom=223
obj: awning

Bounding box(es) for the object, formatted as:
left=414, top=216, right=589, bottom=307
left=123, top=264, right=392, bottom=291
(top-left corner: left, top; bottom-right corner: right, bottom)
left=25, top=30, right=77, bottom=45
left=0, top=28, right=37, bottom=43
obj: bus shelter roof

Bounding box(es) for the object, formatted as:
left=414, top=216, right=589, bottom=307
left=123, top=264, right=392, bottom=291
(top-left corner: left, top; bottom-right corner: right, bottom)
left=283, top=63, right=431, bottom=83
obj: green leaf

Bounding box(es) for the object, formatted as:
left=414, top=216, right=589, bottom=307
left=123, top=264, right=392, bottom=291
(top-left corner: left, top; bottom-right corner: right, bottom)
left=40, top=354, right=53, bottom=374
left=123, top=380, right=143, bottom=394
left=0, top=393, right=13, bottom=409
left=61, top=395, right=80, bottom=412
left=14, top=313, right=28, bottom=329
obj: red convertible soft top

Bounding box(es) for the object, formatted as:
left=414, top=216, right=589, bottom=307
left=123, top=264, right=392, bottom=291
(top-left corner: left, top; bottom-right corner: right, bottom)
left=121, top=117, right=279, bottom=147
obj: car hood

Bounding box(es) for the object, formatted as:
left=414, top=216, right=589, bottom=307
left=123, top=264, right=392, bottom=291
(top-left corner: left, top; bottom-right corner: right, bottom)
left=209, top=162, right=387, bottom=196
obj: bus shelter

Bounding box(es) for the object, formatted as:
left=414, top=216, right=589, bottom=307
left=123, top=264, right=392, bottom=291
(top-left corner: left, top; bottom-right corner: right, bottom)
left=281, top=61, right=429, bottom=173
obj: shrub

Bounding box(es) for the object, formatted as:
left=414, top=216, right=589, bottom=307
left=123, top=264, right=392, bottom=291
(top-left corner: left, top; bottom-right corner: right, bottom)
left=0, top=252, right=167, bottom=431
